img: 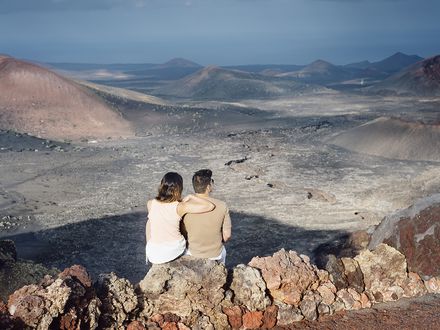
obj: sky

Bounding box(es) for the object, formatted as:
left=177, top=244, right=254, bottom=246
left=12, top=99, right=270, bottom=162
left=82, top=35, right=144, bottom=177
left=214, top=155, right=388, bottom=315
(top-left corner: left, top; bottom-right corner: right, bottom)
left=1, top=0, right=439, bottom=65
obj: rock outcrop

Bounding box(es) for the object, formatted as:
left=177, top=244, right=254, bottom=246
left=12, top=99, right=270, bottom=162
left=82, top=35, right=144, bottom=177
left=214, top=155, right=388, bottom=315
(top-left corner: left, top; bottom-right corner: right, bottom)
left=2, top=195, right=440, bottom=329
left=369, top=194, right=440, bottom=278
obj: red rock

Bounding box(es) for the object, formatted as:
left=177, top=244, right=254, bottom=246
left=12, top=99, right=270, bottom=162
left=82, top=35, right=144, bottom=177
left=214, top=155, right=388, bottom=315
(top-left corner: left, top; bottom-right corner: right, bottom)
left=58, top=265, right=92, bottom=288
left=162, top=321, right=179, bottom=330
left=360, top=293, right=372, bottom=309
left=369, top=198, right=440, bottom=277
left=242, top=311, right=263, bottom=329
left=222, top=306, right=243, bottom=329
left=162, top=313, right=180, bottom=323
left=151, top=314, right=164, bottom=326
left=127, top=320, right=146, bottom=330
left=262, top=305, right=278, bottom=328
left=249, top=249, right=319, bottom=306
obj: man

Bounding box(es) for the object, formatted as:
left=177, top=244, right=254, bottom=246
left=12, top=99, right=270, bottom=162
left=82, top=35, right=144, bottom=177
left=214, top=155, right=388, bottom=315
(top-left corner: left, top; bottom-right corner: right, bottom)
left=182, top=169, right=231, bottom=264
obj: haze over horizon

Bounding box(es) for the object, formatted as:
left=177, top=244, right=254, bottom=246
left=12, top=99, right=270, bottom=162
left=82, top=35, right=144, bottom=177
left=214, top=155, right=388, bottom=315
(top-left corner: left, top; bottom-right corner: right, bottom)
left=1, top=0, right=440, bottom=66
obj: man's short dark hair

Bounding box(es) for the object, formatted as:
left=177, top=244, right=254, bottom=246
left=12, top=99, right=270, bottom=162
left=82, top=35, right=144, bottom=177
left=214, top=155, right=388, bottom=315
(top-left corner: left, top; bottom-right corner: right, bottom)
left=192, top=169, right=212, bottom=193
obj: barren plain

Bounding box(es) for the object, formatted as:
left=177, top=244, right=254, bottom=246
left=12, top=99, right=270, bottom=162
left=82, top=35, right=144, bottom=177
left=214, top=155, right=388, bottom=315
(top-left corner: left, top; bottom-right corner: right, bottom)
left=1, top=90, right=439, bottom=284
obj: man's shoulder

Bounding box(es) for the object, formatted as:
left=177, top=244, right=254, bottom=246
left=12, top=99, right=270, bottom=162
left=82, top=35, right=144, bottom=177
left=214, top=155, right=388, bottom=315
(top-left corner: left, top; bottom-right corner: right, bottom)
left=209, top=197, right=228, bottom=209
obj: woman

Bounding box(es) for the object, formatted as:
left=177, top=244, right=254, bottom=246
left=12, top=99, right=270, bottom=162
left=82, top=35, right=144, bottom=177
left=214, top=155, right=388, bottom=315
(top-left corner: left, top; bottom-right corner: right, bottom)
left=145, top=172, right=214, bottom=264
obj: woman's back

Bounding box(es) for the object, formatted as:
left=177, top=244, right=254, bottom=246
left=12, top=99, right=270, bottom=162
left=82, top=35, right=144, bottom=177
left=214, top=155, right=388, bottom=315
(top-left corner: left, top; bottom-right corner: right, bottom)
left=147, top=199, right=182, bottom=243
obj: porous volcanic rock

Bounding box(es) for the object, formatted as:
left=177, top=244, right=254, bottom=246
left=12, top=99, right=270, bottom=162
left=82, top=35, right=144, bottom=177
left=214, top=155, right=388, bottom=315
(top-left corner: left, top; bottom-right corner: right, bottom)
left=7, top=279, right=71, bottom=329
left=230, top=264, right=271, bottom=311
left=354, top=244, right=407, bottom=303
left=248, top=249, right=321, bottom=306
left=369, top=194, right=440, bottom=278
left=96, top=272, right=138, bottom=330
left=138, top=256, right=229, bottom=329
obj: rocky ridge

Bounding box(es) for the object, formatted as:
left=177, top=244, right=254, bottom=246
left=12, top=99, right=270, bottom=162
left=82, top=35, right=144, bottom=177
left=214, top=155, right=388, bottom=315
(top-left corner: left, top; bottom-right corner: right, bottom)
left=1, top=195, right=440, bottom=329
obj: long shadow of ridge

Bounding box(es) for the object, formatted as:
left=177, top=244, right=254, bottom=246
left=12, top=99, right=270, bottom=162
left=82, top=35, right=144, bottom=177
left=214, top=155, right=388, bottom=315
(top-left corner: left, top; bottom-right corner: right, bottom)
left=4, top=211, right=348, bottom=283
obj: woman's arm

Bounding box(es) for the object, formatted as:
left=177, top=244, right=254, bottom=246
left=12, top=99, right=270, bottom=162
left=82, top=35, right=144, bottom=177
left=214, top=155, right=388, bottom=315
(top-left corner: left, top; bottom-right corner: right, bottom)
left=176, top=195, right=215, bottom=217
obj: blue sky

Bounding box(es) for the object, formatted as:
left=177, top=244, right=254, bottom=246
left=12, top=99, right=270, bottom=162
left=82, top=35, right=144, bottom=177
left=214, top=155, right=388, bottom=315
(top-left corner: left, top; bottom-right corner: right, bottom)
left=1, top=0, right=439, bottom=65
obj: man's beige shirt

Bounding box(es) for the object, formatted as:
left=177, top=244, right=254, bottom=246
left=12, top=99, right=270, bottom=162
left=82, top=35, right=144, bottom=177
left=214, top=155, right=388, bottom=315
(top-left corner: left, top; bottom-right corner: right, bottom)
left=182, top=196, right=231, bottom=258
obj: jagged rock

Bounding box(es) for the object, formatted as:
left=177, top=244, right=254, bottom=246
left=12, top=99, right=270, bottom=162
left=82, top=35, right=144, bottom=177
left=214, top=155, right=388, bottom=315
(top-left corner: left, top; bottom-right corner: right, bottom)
left=241, top=311, right=263, bottom=329
left=354, top=244, right=407, bottom=302
left=424, top=277, right=440, bottom=293
left=276, top=303, right=303, bottom=325
left=248, top=249, right=319, bottom=306
left=59, top=264, right=92, bottom=288
left=96, top=272, right=138, bottom=330
left=262, top=305, right=278, bottom=328
left=325, top=255, right=349, bottom=290
left=222, top=306, right=243, bottom=329
left=341, top=257, right=365, bottom=293
left=369, top=195, right=440, bottom=277
left=402, top=272, right=427, bottom=297
left=138, top=256, right=229, bottom=329
left=230, top=264, right=271, bottom=311
left=57, top=265, right=100, bottom=330
left=0, top=240, right=16, bottom=265
left=8, top=278, right=71, bottom=329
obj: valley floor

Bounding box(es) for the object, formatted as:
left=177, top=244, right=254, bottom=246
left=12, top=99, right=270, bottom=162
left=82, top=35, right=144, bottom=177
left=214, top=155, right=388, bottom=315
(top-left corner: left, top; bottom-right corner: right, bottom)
left=0, top=93, right=439, bottom=283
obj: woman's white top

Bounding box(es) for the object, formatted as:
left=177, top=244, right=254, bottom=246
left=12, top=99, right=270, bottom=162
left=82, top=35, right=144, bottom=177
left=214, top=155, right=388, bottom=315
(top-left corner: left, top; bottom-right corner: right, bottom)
left=146, top=199, right=185, bottom=264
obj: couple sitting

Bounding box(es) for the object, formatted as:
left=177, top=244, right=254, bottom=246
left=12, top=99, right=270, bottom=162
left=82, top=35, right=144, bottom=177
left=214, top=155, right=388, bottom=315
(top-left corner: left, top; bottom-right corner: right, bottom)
left=145, top=169, right=231, bottom=265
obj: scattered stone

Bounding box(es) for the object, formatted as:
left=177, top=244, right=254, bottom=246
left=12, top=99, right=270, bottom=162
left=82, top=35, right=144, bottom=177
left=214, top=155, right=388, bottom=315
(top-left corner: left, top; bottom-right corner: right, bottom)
left=305, top=188, right=337, bottom=203
left=249, top=249, right=319, bottom=306
left=299, top=298, right=317, bottom=321
left=262, top=305, right=278, bottom=329
left=276, top=303, right=303, bottom=325
left=242, top=311, right=263, bottom=329
left=230, top=264, right=271, bottom=311
left=222, top=306, right=243, bottom=329
left=317, top=283, right=336, bottom=305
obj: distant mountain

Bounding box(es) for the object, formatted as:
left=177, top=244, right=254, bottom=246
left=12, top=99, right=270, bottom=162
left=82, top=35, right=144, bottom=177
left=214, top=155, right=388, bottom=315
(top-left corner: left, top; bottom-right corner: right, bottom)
left=369, top=55, right=440, bottom=96
left=152, top=58, right=202, bottom=69
left=155, top=66, right=321, bottom=100
left=369, top=52, right=424, bottom=74
left=0, top=56, right=133, bottom=140
left=222, top=64, right=305, bottom=74
left=344, top=60, right=372, bottom=70
left=280, top=60, right=353, bottom=84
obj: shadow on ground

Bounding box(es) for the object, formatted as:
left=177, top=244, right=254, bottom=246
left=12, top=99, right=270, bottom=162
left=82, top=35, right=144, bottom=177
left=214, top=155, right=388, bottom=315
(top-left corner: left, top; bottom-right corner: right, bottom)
left=4, top=211, right=348, bottom=283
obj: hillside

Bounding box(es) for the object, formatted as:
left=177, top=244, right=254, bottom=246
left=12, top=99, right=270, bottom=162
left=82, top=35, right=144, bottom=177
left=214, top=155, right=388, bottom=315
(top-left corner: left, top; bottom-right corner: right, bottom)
left=329, top=117, right=440, bottom=162
left=280, top=60, right=353, bottom=84
left=369, top=55, right=440, bottom=96
left=155, top=66, right=319, bottom=99
left=0, top=56, right=133, bottom=140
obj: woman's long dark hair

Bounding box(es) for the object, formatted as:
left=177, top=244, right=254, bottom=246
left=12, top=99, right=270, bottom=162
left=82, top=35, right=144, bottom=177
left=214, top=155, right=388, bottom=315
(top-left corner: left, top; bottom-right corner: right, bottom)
left=155, top=172, right=183, bottom=202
